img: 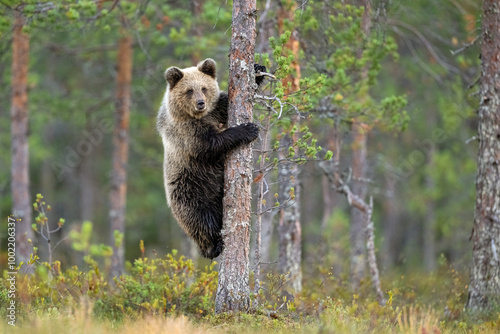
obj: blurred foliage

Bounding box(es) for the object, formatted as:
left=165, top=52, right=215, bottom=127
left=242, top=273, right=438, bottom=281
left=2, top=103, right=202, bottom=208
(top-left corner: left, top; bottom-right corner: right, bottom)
left=299, top=2, right=409, bottom=131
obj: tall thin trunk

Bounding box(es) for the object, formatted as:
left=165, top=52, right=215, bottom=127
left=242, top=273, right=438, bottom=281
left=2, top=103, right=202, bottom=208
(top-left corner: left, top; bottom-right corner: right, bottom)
left=277, top=0, right=302, bottom=294
left=321, top=174, right=334, bottom=231
left=80, top=127, right=95, bottom=222
left=256, top=0, right=273, bottom=54
left=423, top=148, right=436, bottom=272
left=382, top=177, right=400, bottom=269
left=278, top=157, right=302, bottom=292
left=350, top=121, right=368, bottom=289
left=11, top=12, right=33, bottom=267
left=39, top=125, right=56, bottom=263
left=350, top=0, right=372, bottom=290
left=215, top=0, right=257, bottom=314
left=260, top=207, right=275, bottom=263
left=190, top=0, right=205, bottom=65
left=254, top=115, right=271, bottom=297
left=466, top=0, right=500, bottom=312
left=109, top=33, right=133, bottom=278
left=253, top=0, right=274, bottom=288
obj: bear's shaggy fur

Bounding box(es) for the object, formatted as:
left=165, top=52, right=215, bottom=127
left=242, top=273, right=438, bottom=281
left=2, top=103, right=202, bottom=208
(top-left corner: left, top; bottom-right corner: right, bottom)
left=157, top=58, right=259, bottom=259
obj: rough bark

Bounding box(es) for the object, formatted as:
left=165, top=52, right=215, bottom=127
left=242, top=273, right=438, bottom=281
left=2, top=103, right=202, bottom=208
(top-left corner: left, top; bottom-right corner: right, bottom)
left=109, top=34, right=133, bottom=278
left=11, top=12, right=33, bottom=267
left=215, top=0, right=257, bottom=314
left=277, top=0, right=303, bottom=294
left=466, top=0, right=500, bottom=312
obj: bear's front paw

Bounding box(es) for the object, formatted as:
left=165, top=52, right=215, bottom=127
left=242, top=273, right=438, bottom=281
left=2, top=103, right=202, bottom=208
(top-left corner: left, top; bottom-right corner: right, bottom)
left=254, top=64, right=267, bottom=86
left=241, top=122, right=260, bottom=142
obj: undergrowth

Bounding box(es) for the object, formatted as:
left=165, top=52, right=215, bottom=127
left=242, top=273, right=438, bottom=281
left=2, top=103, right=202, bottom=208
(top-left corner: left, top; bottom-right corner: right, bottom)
left=1, top=248, right=500, bottom=333
left=1, top=196, right=499, bottom=333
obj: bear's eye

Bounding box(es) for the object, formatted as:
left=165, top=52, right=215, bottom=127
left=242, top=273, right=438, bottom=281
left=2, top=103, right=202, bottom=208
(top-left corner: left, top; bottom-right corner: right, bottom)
left=186, top=89, right=193, bottom=95
left=202, top=87, right=207, bottom=94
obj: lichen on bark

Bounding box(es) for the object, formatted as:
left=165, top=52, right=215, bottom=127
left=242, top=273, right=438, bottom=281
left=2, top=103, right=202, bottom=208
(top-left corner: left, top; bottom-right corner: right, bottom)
left=215, top=0, right=257, bottom=314
left=466, top=0, right=500, bottom=312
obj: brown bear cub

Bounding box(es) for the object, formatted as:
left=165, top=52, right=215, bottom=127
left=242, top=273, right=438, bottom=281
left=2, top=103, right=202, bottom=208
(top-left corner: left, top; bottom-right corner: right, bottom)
left=157, top=58, right=262, bottom=259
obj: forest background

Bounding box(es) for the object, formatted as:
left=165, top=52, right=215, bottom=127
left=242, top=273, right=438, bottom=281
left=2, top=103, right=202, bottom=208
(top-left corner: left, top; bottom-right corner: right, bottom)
left=0, top=0, right=495, bottom=333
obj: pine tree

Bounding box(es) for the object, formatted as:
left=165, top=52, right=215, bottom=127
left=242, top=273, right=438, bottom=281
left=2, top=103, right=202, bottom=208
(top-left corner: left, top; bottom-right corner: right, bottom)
left=215, top=0, right=257, bottom=313
left=10, top=11, right=33, bottom=268
left=466, top=0, right=500, bottom=312
left=110, top=29, right=133, bottom=278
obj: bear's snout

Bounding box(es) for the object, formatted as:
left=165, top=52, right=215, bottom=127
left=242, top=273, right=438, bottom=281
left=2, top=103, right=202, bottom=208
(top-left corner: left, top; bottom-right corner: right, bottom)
left=196, top=100, right=206, bottom=111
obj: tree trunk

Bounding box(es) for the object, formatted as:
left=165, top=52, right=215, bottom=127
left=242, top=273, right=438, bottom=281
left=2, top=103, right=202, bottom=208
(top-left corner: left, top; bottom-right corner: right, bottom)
left=278, top=157, right=302, bottom=293
left=254, top=0, right=275, bottom=270
left=466, top=0, right=500, bottom=312
left=11, top=12, right=33, bottom=267
left=190, top=0, right=205, bottom=65
left=321, top=174, right=334, bottom=231
left=277, top=0, right=303, bottom=294
left=254, top=115, right=272, bottom=297
left=214, top=0, right=257, bottom=314
left=382, top=177, right=401, bottom=269
left=260, top=207, right=275, bottom=263
left=423, top=148, right=436, bottom=272
left=350, top=121, right=368, bottom=289
left=350, top=0, right=372, bottom=290
left=109, top=33, right=133, bottom=278
left=80, top=145, right=95, bottom=222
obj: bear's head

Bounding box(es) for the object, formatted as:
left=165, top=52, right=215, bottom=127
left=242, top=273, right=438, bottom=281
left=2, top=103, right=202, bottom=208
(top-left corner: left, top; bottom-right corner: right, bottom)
left=165, top=58, right=220, bottom=120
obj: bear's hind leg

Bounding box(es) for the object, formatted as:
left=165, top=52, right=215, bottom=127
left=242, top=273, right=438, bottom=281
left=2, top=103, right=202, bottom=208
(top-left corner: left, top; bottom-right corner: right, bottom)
left=203, top=236, right=223, bottom=259
left=187, top=208, right=224, bottom=259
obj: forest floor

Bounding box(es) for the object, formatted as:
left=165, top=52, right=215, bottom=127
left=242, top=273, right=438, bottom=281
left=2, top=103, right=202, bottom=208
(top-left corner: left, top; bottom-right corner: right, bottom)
left=1, top=254, right=500, bottom=333
left=2, top=302, right=500, bottom=334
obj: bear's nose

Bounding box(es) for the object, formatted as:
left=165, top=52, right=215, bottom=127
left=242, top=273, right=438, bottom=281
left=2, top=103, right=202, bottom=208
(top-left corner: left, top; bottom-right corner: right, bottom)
left=196, top=100, right=205, bottom=110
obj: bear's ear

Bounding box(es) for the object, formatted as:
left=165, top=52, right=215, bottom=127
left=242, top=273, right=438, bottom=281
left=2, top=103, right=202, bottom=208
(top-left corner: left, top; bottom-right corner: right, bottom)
left=165, top=67, right=184, bottom=88
left=197, top=58, right=217, bottom=79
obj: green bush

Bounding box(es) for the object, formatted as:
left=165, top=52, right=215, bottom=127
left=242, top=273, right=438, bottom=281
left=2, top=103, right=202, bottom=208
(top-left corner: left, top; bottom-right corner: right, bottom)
left=0, top=250, right=218, bottom=321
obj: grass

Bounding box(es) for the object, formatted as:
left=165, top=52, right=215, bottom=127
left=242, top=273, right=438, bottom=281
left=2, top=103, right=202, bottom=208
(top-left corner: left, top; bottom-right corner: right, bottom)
left=2, top=251, right=500, bottom=333
left=2, top=303, right=499, bottom=334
